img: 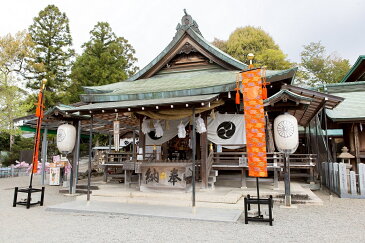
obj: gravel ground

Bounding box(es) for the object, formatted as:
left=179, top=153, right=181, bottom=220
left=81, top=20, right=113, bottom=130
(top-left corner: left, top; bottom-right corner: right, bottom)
left=1, top=175, right=365, bottom=243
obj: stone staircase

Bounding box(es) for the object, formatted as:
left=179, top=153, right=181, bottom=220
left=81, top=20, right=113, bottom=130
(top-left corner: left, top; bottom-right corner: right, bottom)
left=207, top=169, right=218, bottom=190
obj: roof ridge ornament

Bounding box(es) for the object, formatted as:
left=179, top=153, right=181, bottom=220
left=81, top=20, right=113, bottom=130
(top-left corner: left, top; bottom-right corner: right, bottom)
left=176, top=9, right=203, bottom=36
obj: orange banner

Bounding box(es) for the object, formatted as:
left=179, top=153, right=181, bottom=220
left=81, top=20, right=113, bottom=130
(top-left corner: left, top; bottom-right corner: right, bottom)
left=241, top=69, right=267, bottom=177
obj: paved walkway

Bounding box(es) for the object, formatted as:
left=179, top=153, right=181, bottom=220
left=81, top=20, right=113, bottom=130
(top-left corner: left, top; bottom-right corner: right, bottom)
left=47, top=200, right=242, bottom=222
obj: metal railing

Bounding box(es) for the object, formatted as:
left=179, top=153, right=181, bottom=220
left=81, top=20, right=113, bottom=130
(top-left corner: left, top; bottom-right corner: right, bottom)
left=0, top=167, right=29, bottom=178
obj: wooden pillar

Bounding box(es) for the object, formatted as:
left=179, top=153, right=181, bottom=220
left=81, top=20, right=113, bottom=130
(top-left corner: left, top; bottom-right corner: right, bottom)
left=40, top=126, right=48, bottom=186
left=349, top=124, right=355, bottom=153
left=139, top=117, right=145, bottom=159
left=108, top=132, right=112, bottom=153
left=132, top=130, right=136, bottom=160
left=70, top=120, right=81, bottom=194
left=331, top=138, right=337, bottom=163
left=200, top=112, right=208, bottom=188
left=87, top=116, right=93, bottom=201
left=75, top=120, right=81, bottom=186
left=192, top=107, right=196, bottom=207
left=354, top=123, right=361, bottom=166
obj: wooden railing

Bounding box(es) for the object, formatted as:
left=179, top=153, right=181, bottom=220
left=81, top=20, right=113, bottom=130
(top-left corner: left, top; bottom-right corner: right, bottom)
left=212, top=152, right=316, bottom=168
left=207, top=150, right=214, bottom=174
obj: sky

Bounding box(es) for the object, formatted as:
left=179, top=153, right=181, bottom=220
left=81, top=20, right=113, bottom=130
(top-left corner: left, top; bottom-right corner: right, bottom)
left=1, top=0, right=365, bottom=69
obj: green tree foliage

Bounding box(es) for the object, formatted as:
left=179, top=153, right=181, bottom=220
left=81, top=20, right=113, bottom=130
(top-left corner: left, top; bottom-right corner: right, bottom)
left=26, top=4, right=74, bottom=107
left=0, top=31, right=34, bottom=151
left=298, top=41, right=351, bottom=86
left=67, top=22, right=138, bottom=103
left=2, top=136, right=34, bottom=166
left=212, top=26, right=292, bottom=70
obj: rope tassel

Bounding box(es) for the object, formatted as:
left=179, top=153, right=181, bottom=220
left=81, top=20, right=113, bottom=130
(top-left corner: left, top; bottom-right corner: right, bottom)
left=235, top=73, right=241, bottom=105
left=235, top=90, right=240, bottom=104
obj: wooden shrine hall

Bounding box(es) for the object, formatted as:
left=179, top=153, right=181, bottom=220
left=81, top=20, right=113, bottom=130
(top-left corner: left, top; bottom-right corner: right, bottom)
left=22, top=12, right=344, bottom=192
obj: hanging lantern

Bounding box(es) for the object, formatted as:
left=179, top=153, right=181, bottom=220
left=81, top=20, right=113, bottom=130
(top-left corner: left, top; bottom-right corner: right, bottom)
left=273, top=113, right=299, bottom=154
left=57, top=124, right=76, bottom=154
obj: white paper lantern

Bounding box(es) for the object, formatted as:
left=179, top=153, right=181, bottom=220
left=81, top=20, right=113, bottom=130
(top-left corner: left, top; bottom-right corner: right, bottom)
left=57, top=124, right=76, bottom=154
left=274, top=113, right=299, bottom=154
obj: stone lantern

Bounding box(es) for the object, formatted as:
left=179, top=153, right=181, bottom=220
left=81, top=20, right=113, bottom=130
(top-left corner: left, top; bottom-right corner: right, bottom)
left=338, top=146, right=354, bottom=171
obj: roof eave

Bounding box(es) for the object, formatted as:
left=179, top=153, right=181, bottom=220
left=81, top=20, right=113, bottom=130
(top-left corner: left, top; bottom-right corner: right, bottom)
left=340, top=55, right=365, bottom=83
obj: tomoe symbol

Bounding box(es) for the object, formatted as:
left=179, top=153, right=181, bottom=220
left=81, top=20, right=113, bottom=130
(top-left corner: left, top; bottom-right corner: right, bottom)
left=148, top=130, right=162, bottom=140
left=217, top=121, right=236, bottom=139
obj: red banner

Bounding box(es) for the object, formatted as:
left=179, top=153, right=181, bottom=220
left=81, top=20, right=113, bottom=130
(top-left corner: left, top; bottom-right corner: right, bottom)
left=241, top=69, right=267, bottom=177
left=32, top=81, right=46, bottom=173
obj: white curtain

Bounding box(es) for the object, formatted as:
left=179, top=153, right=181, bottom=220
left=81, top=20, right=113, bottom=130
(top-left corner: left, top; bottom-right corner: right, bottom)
left=207, top=113, right=246, bottom=149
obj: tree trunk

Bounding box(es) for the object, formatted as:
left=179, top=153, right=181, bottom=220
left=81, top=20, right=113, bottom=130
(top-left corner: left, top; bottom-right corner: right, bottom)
left=10, top=134, right=14, bottom=152
left=9, top=121, right=14, bottom=152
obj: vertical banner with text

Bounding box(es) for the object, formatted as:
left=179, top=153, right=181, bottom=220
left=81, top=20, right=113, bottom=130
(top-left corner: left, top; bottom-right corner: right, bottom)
left=241, top=69, right=267, bottom=177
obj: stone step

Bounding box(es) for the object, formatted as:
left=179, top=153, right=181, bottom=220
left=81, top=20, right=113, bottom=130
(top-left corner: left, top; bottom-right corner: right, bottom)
left=59, top=189, right=92, bottom=194
left=210, top=170, right=218, bottom=177
left=76, top=184, right=99, bottom=190
left=207, top=182, right=215, bottom=190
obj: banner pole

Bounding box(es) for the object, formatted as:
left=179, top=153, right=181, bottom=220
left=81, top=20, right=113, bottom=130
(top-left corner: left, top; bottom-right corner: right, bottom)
left=256, top=177, right=261, bottom=217
left=284, top=152, right=291, bottom=206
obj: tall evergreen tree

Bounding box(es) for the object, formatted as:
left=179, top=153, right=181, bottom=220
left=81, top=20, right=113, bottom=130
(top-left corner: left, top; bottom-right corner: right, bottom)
left=67, top=22, right=138, bottom=103
left=212, top=26, right=292, bottom=70
left=26, top=4, right=74, bottom=107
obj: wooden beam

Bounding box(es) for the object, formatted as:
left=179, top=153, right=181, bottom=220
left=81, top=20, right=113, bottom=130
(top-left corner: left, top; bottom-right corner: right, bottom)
left=200, top=112, right=208, bottom=188
left=354, top=123, right=361, bottom=165
left=304, top=99, right=327, bottom=126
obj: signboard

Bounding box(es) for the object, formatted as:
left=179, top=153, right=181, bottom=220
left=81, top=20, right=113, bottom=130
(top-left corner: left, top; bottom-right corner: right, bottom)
left=139, top=163, right=192, bottom=191
left=49, top=167, right=60, bottom=186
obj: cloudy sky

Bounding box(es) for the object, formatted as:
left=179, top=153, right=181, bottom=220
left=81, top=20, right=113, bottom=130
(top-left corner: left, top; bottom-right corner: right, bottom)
left=1, top=0, right=364, bottom=68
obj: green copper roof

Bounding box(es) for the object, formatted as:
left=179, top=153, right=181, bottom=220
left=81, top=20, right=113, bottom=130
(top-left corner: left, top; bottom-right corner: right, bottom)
left=340, top=55, right=365, bottom=83
left=80, top=13, right=297, bottom=103
left=65, top=94, right=219, bottom=112
left=326, top=91, right=365, bottom=121
left=264, top=89, right=312, bottom=105
left=315, top=81, right=365, bottom=93
left=80, top=68, right=297, bottom=103
left=297, top=126, right=343, bottom=136
left=83, top=14, right=247, bottom=95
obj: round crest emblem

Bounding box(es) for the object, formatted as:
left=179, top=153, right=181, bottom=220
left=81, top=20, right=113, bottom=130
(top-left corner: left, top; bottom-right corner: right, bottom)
left=217, top=122, right=236, bottom=139
left=57, top=129, right=66, bottom=142
left=277, top=120, right=295, bottom=138
left=148, top=131, right=162, bottom=140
